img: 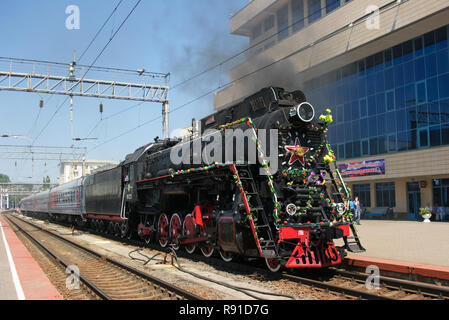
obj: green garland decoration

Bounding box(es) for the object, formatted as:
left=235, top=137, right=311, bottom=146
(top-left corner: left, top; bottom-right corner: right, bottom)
left=277, top=109, right=355, bottom=228
left=219, top=117, right=281, bottom=227
left=169, top=162, right=231, bottom=178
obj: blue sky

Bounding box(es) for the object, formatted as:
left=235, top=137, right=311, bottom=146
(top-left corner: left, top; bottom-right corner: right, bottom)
left=0, top=0, right=248, bottom=183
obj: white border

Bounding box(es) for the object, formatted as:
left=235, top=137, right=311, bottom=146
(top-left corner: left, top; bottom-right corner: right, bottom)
left=0, top=220, right=25, bottom=300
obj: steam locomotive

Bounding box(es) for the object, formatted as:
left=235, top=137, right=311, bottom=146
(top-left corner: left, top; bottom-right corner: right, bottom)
left=19, top=87, right=364, bottom=272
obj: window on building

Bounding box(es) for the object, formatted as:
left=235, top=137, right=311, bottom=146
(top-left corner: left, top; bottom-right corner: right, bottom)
left=263, top=15, right=276, bottom=50
left=353, top=184, right=371, bottom=208
left=361, top=139, right=369, bottom=155
left=277, top=4, right=289, bottom=42
left=352, top=140, right=361, bottom=158
left=429, top=125, right=441, bottom=146
left=376, top=182, right=396, bottom=207
left=418, top=128, right=429, bottom=148
left=304, top=25, right=449, bottom=158
left=263, top=15, right=275, bottom=32
left=251, top=23, right=262, bottom=40
left=326, top=0, right=340, bottom=14
left=433, top=179, right=449, bottom=207
left=291, top=0, right=305, bottom=33
left=308, top=0, right=322, bottom=24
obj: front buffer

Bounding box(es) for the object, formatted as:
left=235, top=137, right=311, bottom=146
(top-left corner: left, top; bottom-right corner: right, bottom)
left=279, top=224, right=350, bottom=268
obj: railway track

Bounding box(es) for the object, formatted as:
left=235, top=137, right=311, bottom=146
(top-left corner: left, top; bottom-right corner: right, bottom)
left=4, top=213, right=202, bottom=300
left=329, top=267, right=449, bottom=300
left=9, top=212, right=449, bottom=300
left=278, top=266, right=449, bottom=300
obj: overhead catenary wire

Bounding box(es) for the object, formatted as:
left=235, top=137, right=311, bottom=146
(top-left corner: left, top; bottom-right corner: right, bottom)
left=27, top=103, right=43, bottom=138
left=27, top=90, right=58, bottom=139
left=81, top=3, right=350, bottom=152
left=13, top=0, right=404, bottom=178
left=170, top=0, right=336, bottom=91
left=77, top=4, right=331, bottom=151
left=31, top=96, right=70, bottom=146
left=58, top=0, right=144, bottom=147
left=29, top=0, right=143, bottom=147
left=76, top=4, right=330, bottom=146
left=77, top=0, right=143, bottom=82
left=78, top=0, right=124, bottom=63
left=0, top=57, right=167, bottom=79
left=78, top=101, right=146, bottom=147
left=85, top=87, right=217, bottom=155
left=84, top=0, right=406, bottom=155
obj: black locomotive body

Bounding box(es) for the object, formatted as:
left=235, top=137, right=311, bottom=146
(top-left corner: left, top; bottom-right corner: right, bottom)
left=20, top=87, right=364, bottom=271
left=118, top=87, right=364, bottom=270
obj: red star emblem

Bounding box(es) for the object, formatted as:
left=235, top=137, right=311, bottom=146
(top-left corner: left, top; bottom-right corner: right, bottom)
left=284, top=138, right=309, bottom=166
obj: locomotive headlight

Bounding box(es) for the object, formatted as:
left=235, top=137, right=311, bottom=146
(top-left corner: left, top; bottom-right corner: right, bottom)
left=335, top=203, right=346, bottom=216
left=286, top=203, right=297, bottom=216
left=296, top=102, right=315, bottom=123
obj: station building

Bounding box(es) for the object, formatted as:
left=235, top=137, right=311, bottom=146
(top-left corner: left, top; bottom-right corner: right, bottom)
left=59, top=160, right=119, bottom=184
left=214, top=0, right=449, bottom=219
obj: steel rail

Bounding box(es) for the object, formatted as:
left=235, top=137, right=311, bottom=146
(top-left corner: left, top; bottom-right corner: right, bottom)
left=332, top=268, right=449, bottom=299
left=7, top=213, right=202, bottom=300
left=5, top=214, right=111, bottom=300
left=12, top=211, right=447, bottom=301
left=8, top=212, right=403, bottom=300
left=281, top=272, right=394, bottom=300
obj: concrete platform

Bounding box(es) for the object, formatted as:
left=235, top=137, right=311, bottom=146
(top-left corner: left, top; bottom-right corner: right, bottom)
left=336, top=220, right=449, bottom=280
left=0, top=214, right=62, bottom=300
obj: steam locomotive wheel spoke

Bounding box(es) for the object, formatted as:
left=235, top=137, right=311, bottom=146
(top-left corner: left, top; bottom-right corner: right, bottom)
left=114, top=222, right=121, bottom=236
left=98, top=220, right=105, bottom=233
left=105, top=221, right=111, bottom=234
left=201, top=246, right=215, bottom=258
left=265, top=258, right=281, bottom=272
left=182, top=214, right=196, bottom=254
left=126, top=228, right=134, bottom=240
left=169, top=213, right=182, bottom=250
left=120, top=221, right=129, bottom=238
left=158, top=213, right=169, bottom=247
left=219, top=249, right=233, bottom=262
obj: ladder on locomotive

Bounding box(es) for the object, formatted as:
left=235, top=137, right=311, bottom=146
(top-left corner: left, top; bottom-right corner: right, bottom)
left=329, top=163, right=365, bottom=253
left=236, top=165, right=277, bottom=254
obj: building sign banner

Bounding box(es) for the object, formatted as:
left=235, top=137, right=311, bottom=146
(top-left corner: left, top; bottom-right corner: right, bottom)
left=338, top=159, right=385, bottom=178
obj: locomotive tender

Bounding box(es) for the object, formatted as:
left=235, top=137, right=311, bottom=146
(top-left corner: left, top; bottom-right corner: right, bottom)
left=20, top=87, right=364, bottom=272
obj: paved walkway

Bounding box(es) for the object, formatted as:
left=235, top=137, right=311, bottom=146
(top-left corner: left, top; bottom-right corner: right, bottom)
left=336, top=220, right=449, bottom=268
left=0, top=219, right=23, bottom=299
left=0, top=214, right=62, bottom=300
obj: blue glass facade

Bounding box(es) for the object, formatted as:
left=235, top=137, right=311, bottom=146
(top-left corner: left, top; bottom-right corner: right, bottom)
left=305, top=25, right=449, bottom=161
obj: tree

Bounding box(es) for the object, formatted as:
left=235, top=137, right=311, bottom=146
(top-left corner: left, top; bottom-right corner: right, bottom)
left=0, top=174, right=10, bottom=183
left=42, top=176, right=51, bottom=190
